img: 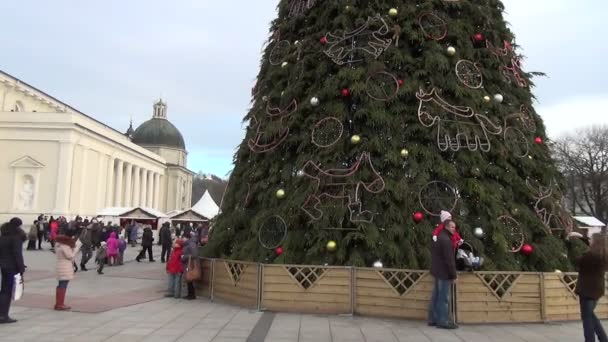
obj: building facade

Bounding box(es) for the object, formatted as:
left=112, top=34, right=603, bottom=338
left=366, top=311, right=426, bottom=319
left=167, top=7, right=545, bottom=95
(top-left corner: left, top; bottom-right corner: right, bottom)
left=0, top=70, right=194, bottom=223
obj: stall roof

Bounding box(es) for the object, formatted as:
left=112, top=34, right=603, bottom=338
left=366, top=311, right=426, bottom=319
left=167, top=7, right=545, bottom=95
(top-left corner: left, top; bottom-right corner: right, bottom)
left=574, top=216, right=606, bottom=228
left=97, top=207, right=168, bottom=219
left=191, top=190, right=220, bottom=220
left=170, top=209, right=209, bottom=222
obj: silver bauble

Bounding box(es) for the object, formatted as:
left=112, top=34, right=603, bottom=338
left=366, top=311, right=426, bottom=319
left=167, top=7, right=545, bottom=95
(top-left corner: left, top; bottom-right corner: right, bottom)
left=310, top=97, right=320, bottom=106
left=373, top=260, right=383, bottom=268
left=474, top=227, right=484, bottom=238
left=493, top=94, right=504, bottom=103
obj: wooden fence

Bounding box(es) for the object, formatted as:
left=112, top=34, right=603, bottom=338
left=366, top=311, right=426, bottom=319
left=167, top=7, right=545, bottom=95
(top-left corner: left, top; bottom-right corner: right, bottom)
left=196, top=258, right=606, bottom=324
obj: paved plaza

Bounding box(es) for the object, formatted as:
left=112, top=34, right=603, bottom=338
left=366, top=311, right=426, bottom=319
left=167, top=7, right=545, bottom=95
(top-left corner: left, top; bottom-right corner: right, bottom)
left=0, top=245, right=596, bottom=341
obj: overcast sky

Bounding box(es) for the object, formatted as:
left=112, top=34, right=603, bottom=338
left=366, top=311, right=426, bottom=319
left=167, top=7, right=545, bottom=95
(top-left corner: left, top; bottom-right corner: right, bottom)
left=0, top=1, right=605, bottom=176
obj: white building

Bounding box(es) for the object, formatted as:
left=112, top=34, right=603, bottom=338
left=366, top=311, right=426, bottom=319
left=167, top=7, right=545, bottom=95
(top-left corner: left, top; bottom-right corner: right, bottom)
left=0, top=70, right=194, bottom=223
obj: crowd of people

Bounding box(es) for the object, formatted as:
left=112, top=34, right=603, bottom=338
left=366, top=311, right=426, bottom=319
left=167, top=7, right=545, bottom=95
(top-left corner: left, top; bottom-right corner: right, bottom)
left=0, top=215, right=208, bottom=324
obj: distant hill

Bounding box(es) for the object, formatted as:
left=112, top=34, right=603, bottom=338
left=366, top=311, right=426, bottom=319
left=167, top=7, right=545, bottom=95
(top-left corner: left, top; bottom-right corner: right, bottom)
left=191, top=173, right=227, bottom=207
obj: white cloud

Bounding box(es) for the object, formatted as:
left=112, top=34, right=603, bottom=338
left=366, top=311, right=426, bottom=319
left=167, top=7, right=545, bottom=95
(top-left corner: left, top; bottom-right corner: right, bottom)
left=539, top=95, right=608, bottom=139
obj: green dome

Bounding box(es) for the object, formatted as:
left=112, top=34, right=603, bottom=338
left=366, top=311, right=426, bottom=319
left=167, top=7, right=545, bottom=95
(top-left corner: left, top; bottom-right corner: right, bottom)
left=132, top=118, right=186, bottom=150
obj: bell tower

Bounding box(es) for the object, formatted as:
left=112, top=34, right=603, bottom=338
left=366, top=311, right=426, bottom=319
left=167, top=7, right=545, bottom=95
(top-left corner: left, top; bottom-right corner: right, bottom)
left=152, top=98, right=167, bottom=119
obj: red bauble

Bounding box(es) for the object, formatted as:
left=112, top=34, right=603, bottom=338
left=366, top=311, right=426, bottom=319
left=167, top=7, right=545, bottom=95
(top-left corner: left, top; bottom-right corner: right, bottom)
left=534, top=137, right=543, bottom=145
left=521, top=244, right=534, bottom=256
left=320, top=36, right=328, bottom=45
left=341, top=88, right=350, bottom=98
left=413, top=212, right=424, bottom=223
left=473, top=33, right=484, bottom=42
left=275, top=247, right=284, bottom=256
left=398, top=79, right=404, bottom=87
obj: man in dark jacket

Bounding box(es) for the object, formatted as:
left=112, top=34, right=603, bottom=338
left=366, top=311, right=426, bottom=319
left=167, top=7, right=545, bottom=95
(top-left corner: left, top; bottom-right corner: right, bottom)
left=159, top=223, right=172, bottom=263
left=0, top=219, right=26, bottom=324
left=428, top=219, right=458, bottom=330
left=136, top=226, right=155, bottom=262
left=79, top=223, right=94, bottom=271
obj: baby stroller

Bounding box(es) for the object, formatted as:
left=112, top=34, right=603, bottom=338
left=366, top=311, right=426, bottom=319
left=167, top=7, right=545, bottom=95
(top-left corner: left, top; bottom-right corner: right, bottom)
left=456, top=242, right=484, bottom=271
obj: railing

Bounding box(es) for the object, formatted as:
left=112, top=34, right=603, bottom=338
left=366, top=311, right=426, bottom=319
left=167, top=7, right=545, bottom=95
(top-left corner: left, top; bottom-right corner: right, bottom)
left=195, top=258, right=608, bottom=324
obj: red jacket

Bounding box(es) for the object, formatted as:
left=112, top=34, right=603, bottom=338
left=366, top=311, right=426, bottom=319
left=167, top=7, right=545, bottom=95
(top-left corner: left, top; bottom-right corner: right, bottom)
left=433, top=223, right=463, bottom=250
left=50, top=221, right=59, bottom=240
left=166, top=245, right=184, bottom=274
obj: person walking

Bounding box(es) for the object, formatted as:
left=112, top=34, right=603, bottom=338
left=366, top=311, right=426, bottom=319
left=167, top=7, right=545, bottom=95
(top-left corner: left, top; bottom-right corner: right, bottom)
left=428, top=219, right=458, bottom=330
left=54, top=234, right=81, bottom=311
left=129, top=223, right=139, bottom=247
left=118, top=235, right=127, bottom=265
left=136, top=226, right=155, bottom=262
left=96, top=242, right=108, bottom=275
left=165, top=240, right=184, bottom=298
left=106, top=232, right=119, bottom=266
left=576, top=232, right=608, bottom=342
left=159, top=222, right=172, bottom=263
left=0, top=219, right=26, bottom=324
left=78, top=223, right=94, bottom=271
left=49, top=218, right=59, bottom=251
left=27, top=221, right=38, bottom=250
left=181, top=232, right=199, bottom=300
left=36, top=217, right=45, bottom=250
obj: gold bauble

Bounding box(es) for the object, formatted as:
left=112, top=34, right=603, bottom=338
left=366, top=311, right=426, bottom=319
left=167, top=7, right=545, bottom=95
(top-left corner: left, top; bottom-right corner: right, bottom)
left=389, top=8, right=398, bottom=17
left=483, top=96, right=491, bottom=103
left=400, top=149, right=409, bottom=158
left=326, top=240, right=337, bottom=252
left=350, top=135, right=362, bottom=144
left=276, top=189, right=286, bottom=199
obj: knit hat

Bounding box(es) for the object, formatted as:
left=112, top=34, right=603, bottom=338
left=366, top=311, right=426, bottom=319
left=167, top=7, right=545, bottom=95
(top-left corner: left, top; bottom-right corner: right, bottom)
left=9, top=217, right=23, bottom=228
left=440, top=211, right=452, bottom=223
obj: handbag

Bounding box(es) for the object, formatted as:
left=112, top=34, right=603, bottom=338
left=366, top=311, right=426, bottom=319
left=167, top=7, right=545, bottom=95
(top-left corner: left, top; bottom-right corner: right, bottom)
left=185, top=256, right=201, bottom=282
left=12, top=274, right=23, bottom=301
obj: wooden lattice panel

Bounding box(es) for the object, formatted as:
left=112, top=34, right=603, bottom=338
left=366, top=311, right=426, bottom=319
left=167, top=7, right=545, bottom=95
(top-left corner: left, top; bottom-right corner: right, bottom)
left=378, top=270, right=427, bottom=297
left=478, top=273, right=521, bottom=301
left=560, top=274, right=578, bottom=298
left=225, top=261, right=248, bottom=286
left=284, top=266, right=327, bottom=290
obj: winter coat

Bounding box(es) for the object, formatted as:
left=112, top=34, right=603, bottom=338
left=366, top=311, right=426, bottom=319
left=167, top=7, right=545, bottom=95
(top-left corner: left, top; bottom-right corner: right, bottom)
left=166, top=244, right=184, bottom=274
left=431, top=229, right=457, bottom=281
left=118, top=239, right=127, bottom=253
left=432, top=223, right=464, bottom=250
left=106, top=232, right=119, bottom=257
left=129, top=225, right=139, bottom=241
left=50, top=221, right=59, bottom=240
left=100, top=228, right=110, bottom=242
left=141, top=228, right=154, bottom=247
left=55, top=235, right=81, bottom=281
left=0, top=231, right=26, bottom=274
left=96, top=246, right=107, bottom=262
left=181, top=236, right=199, bottom=262
left=79, top=225, right=93, bottom=247
left=576, top=251, right=608, bottom=300
left=28, top=225, right=38, bottom=240
left=159, top=225, right=172, bottom=247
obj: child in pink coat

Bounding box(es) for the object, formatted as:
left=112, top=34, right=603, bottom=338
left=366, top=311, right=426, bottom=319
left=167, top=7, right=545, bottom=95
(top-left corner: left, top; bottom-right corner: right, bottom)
left=106, top=232, right=119, bottom=266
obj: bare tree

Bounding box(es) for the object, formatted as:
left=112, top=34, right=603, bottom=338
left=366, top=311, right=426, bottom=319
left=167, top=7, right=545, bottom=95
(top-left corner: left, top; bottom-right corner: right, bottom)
left=553, top=125, right=608, bottom=222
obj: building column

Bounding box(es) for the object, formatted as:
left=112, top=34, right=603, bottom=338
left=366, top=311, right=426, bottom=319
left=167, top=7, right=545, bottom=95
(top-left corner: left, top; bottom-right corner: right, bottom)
left=132, top=166, right=141, bottom=207
left=96, top=153, right=107, bottom=210
left=53, top=141, right=75, bottom=215
left=78, top=147, right=89, bottom=213
left=124, top=163, right=133, bottom=207
left=147, top=171, right=154, bottom=208
left=105, top=157, right=115, bottom=207
left=153, top=173, right=161, bottom=209
left=141, top=169, right=148, bottom=207
left=114, top=160, right=124, bottom=207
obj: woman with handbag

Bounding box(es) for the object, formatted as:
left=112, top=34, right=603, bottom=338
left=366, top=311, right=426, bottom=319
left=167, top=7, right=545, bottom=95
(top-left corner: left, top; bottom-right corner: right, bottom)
left=0, top=218, right=26, bottom=324
left=181, top=233, right=201, bottom=300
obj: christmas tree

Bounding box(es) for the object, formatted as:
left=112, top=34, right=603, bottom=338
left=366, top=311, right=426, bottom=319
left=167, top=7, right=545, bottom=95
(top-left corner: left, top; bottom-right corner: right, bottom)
left=206, top=0, right=584, bottom=272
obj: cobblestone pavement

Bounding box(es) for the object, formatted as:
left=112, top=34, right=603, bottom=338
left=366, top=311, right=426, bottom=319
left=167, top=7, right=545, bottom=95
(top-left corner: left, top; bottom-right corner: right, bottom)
left=0, top=245, right=595, bottom=341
